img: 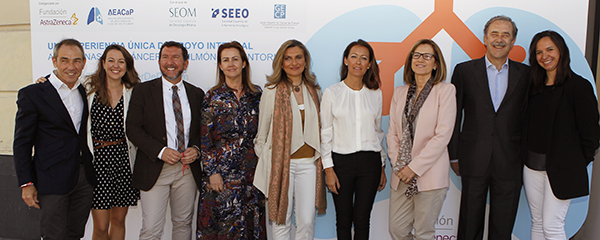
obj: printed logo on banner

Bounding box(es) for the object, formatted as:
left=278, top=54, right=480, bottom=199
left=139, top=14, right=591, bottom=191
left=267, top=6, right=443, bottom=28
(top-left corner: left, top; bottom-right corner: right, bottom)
left=87, top=7, right=103, bottom=25
left=106, top=8, right=135, bottom=26
left=169, top=2, right=197, bottom=27
left=38, top=8, right=78, bottom=26
left=274, top=4, right=286, bottom=19
left=210, top=7, right=250, bottom=28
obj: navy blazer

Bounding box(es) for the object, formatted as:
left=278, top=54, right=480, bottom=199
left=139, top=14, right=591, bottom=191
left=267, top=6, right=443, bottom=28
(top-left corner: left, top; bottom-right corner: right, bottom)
left=522, top=72, right=600, bottom=199
left=13, top=80, right=96, bottom=195
left=126, top=78, right=204, bottom=191
left=449, top=57, right=530, bottom=179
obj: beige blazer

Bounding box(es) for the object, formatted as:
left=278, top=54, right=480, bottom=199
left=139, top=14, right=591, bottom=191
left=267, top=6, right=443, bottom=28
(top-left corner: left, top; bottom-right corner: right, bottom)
left=253, top=84, right=322, bottom=195
left=387, top=83, right=456, bottom=191
left=86, top=86, right=137, bottom=171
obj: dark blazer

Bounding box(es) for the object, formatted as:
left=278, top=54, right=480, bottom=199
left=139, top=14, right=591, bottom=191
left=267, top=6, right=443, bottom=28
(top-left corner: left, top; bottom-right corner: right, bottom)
left=126, top=78, right=204, bottom=191
left=449, top=57, right=529, bottom=179
left=13, top=80, right=96, bottom=195
left=522, top=73, right=599, bottom=199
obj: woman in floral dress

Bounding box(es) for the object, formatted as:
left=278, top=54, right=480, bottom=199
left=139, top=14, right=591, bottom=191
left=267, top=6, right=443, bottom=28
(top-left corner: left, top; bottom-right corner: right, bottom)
left=197, top=41, right=266, bottom=239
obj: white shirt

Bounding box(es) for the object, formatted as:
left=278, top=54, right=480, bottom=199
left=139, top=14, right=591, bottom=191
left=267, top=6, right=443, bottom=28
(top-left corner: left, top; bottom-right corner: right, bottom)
left=48, top=71, right=83, bottom=133
left=485, top=55, right=509, bottom=112
left=320, top=81, right=386, bottom=169
left=158, top=77, right=192, bottom=158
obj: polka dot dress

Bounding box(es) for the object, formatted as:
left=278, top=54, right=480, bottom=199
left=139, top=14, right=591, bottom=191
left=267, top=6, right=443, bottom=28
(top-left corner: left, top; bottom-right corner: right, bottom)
left=91, top=95, right=139, bottom=210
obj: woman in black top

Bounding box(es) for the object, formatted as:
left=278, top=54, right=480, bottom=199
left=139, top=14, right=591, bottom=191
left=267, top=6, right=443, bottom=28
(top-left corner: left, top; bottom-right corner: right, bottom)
left=523, top=30, right=600, bottom=240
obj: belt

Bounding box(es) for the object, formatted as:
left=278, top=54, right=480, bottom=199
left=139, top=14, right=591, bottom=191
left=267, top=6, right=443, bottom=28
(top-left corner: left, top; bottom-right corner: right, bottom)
left=93, top=139, right=126, bottom=150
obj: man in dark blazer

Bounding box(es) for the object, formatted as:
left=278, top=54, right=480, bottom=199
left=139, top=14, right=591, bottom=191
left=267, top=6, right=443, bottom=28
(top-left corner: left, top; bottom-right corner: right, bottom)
left=14, top=38, right=97, bottom=239
left=449, top=16, right=529, bottom=240
left=126, top=41, right=204, bottom=240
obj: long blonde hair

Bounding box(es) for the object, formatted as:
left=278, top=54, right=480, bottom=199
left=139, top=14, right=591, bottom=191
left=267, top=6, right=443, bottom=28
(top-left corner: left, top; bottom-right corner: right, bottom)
left=266, top=39, right=319, bottom=90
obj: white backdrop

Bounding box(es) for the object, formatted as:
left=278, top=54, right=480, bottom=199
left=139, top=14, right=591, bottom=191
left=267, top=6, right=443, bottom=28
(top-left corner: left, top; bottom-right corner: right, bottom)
left=30, top=0, right=594, bottom=239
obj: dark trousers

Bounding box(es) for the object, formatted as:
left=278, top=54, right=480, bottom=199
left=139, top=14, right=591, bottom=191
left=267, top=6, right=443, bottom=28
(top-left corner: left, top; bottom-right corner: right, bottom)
left=457, top=162, right=522, bottom=240
left=38, top=164, right=94, bottom=240
left=331, top=151, right=381, bottom=240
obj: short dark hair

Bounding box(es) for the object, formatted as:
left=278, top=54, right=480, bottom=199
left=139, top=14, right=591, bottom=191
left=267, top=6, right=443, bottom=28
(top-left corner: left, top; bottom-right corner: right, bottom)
left=53, top=38, right=85, bottom=59
left=340, top=39, right=381, bottom=90
left=484, top=15, right=518, bottom=39
left=528, top=30, right=571, bottom=94
left=159, top=41, right=189, bottom=61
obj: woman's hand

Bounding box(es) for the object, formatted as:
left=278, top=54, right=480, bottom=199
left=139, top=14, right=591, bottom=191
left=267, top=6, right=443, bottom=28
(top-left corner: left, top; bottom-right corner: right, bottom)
left=209, top=173, right=224, bottom=193
left=397, top=166, right=416, bottom=184
left=324, top=168, right=340, bottom=194
left=378, top=166, right=387, bottom=191
left=35, top=77, right=47, bottom=84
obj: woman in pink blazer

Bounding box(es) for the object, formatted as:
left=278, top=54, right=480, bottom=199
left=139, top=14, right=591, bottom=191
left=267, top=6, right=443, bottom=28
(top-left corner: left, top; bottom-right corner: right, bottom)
left=387, top=39, right=456, bottom=239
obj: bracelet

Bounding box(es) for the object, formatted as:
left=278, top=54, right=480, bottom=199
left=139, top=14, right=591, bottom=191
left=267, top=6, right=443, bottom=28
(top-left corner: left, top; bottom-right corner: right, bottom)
left=20, top=182, right=34, bottom=188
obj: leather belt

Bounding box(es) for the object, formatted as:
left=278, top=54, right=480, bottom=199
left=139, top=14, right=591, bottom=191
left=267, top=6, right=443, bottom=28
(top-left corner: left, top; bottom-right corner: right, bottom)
left=93, top=139, right=126, bottom=150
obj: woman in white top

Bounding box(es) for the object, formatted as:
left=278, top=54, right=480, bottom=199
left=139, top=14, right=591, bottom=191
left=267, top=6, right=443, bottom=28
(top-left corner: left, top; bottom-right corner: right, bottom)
left=320, top=39, right=387, bottom=240
left=253, top=39, right=327, bottom=240
left=387, top=39, right=456, bottom=239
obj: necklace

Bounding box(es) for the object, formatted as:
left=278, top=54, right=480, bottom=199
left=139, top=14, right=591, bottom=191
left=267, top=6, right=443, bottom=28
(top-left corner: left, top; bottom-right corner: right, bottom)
left=292, top=80, right=303, bottom=92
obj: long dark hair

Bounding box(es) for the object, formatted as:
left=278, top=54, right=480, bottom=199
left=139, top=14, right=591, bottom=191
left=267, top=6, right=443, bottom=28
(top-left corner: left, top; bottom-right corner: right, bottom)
left=528, top=30, right=571, bottom=94
left=340, top=39, right=381, bottom=90
left=211, top=41, right=259, bottom=93
left=87, top=44, right=140, bottom=105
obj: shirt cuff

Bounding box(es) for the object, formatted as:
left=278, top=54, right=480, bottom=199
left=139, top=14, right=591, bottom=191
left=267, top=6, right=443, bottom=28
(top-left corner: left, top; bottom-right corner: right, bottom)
left=158, top=147, right=167, bottom=160
left=450, top=159, right=458, bottom=163
left=321, top=157, right=334, bottom=169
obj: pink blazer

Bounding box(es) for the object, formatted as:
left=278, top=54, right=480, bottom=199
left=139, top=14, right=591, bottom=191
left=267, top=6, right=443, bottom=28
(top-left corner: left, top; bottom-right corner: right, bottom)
left=387, top=83, right=456, bottom=191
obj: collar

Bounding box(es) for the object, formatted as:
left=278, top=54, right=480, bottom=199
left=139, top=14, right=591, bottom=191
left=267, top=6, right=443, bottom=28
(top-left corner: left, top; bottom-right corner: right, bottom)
left=49, top=70, right=81, bottom=90
left=162, top=77, right=184, bottom=91
left=484, top=55, right=509, bottom=71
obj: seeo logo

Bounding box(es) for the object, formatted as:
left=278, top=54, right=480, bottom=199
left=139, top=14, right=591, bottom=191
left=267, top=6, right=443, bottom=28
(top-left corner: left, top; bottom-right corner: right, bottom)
left=274, top=4, right=286, bottom=19
left=170, top=7, right=196, bottom=18
left=211, top=8, right=249, bottom=18
left=87, top=7, right=103, bottom=25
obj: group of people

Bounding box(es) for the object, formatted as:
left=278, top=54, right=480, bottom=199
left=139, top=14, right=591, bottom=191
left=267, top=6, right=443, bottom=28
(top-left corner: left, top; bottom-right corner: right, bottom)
left=13, top=14, right=599, bottom=240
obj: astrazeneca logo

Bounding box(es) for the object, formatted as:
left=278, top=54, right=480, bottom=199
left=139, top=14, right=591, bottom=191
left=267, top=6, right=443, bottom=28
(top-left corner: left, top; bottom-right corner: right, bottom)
left=87, top=7, right=103, bottom=25
left=211, top=8, right=249, bottom=18
left=274, top=4, right=286, bottom=19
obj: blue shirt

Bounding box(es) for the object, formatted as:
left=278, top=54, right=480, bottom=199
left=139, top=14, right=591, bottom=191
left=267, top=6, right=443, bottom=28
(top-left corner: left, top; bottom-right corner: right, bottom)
left=485, top=56, right=509, bottom=112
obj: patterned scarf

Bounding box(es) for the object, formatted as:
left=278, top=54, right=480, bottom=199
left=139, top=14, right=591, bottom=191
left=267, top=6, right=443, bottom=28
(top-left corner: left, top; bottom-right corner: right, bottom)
left=393, top=78, right=434, bottom=198
left=269, top=81, right=327, bottom=224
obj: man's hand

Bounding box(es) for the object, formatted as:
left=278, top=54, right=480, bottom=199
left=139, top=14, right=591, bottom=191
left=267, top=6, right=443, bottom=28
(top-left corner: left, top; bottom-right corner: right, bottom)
left=181, top=147, right=198, bottom=165
left=161, top=148, right=182, bottom=165
left=451, top=162, right=460, bottom=176
left=325, top=168, right=341, bottom=194
left=22, top=185, right=40, bottom=209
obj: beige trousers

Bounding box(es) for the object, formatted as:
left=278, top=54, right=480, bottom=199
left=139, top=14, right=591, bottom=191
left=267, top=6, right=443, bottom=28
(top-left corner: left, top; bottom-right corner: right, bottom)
left=139, top=162, right=198, bottom=240
left=389, top=183, right=447, bottom=240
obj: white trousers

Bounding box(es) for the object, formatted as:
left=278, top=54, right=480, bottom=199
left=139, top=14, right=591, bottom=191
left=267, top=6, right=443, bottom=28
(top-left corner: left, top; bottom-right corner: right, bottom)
left=271, top=158, right=317, bottom=240
left=388, top=182, right=447, bottom=240
left=139, top=162, right=198, bottom=240
left=523, top=166, right=571, bottom=240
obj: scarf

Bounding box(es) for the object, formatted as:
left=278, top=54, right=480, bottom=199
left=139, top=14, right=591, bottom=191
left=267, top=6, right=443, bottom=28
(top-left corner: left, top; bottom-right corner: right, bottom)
left=269, top=81, right=327, bottom=224
left=393, top=78, right=434, bottom=198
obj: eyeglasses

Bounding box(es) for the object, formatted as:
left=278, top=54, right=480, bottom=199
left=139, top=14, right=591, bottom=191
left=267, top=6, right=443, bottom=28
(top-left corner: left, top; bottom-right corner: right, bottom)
left=412, top=52, right=435, bottom=60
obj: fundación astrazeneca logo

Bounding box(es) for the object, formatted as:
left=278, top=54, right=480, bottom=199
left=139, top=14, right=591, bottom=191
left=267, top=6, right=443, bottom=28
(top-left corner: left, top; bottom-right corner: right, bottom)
left=87, top=7, right=103, bottom=25
left=274, top=4, right=286, bottom=19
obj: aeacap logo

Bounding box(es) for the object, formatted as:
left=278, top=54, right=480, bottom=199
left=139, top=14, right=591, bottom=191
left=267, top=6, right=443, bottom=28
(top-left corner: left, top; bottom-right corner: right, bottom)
left=87, top=7, right=103, bottom=25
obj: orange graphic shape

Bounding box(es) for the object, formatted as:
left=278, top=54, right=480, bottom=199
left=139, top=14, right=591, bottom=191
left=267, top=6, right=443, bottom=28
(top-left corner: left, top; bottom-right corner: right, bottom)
left=370, top=0, right=526, bottom=116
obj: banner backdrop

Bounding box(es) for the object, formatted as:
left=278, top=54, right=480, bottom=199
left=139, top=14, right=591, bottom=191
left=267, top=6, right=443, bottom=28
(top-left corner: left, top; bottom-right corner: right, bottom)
left=30, top=0, right=594, bottom=239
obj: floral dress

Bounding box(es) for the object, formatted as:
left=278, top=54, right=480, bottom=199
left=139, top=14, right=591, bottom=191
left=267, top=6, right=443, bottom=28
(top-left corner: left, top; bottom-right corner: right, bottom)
left=197, top=84, right=266, bottom=240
